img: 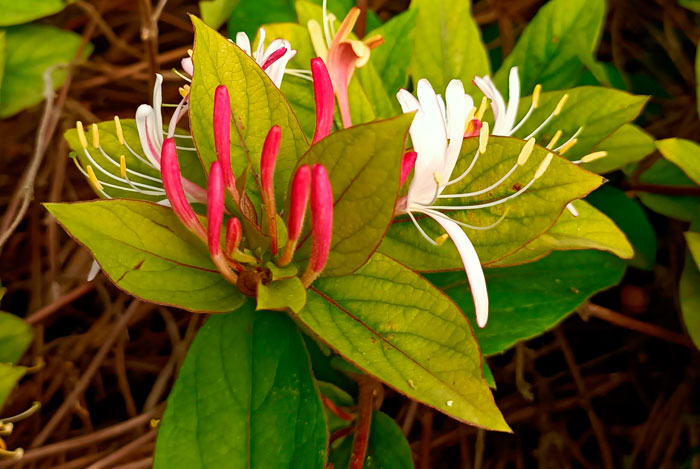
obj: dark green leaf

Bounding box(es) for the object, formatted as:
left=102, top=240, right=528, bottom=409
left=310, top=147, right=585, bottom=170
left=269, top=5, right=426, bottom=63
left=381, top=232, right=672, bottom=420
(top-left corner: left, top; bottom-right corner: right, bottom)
left=681, top=236, right=700, bottom=350
left=0, top=364, right=25, bottom=410
left=638, top=159, right=700, bottom=222
left=298, top=253, right=509, bottom=431
left=0, top=312, right=32, bottom=364
left=45, top=200, right=245, bottom=313
left=428, top=250, right=626, bottom=355
left=0, top=0, right=69, bottom=26
left=154, top=303, right=328, bottom=468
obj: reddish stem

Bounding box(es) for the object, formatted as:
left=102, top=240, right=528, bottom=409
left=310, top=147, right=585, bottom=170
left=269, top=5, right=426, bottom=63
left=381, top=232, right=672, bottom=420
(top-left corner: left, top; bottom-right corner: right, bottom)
left=321, top=394, right=355, bottom=422
left=349, top=378, right=376, bottom=469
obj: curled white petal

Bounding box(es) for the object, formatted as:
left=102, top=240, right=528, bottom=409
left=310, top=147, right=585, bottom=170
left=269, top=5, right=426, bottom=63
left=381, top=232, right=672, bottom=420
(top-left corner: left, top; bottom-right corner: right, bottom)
left=236, top=32, right=251, bottom=55
left=135, top=104, right=161, bottom=169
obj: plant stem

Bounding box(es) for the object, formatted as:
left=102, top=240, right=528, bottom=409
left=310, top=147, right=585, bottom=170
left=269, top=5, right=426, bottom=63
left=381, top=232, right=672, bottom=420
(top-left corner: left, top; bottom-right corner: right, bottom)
left=349, top=377, right=377, bottom=469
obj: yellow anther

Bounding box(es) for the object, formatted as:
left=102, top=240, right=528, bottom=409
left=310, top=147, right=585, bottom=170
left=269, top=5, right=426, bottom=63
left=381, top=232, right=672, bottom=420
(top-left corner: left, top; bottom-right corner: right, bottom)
left=532, top=84, right=542, bottom=108
left=76, top=121, right=88, bottom=148
left=114, top=116, right=125, bottom=145
left=546, top=130, right=562, bottom=150
left=435, top=234, right=449, bottom=246
left=179, top=84, right=191, bottom=98
left=307, top=19, right=329, bottom=60
left=150, top=418, right=161, bottom=428
left=86, top=165, right=103, bottom=191
left=517, top=138, right=536, bottom=166
left=120, top=155, right=127, bottom=178
left=534, top=153, right=554, bottom=179
left=91, top=123, right=100, bottom=148
left=433, top=172, right=443, bottom=186
left=580, top=151, right=608, bottom=163
left=478, top=121, right=489, bottom=154
left=464, top=107, right=476, bottom=129
left=475, top=96, right=488, bottom=120
left=187, top=48, right=193, bottom=57
left=553, top=94, right=569, bottom=116
left=558, top=138, right=578, bottom=155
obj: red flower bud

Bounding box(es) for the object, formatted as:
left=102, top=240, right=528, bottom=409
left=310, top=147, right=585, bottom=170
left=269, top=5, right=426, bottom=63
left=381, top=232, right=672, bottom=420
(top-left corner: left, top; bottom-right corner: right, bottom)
left=261, top=125, right=282, bottom=254
left=213, top=85, right=239, bottom=201
left=161, top=138, right=206, bottom=240
left=225, top=217, right=242, bottom=256
left=207, top=162, right=225, bottom=258
left=288, top=165, right=311, bottom=242
left=311, top=58, right=334, bottom=144
left=400, top=151, right=417, bottom=185
left=301, top=164, right=333, bottom=285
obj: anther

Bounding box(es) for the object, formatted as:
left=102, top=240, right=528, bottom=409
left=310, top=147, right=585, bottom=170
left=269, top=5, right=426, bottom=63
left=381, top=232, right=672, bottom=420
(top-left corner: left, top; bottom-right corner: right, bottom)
left=517, top=138, right=536, bottom=166
left=119, top=155, right=127, bottom=178
left=553, top=94, right=569, bottom=116
left=558, top=138, right=577, bottom=155
left=532, top=84, right=542, bottom=108
left=580, top=151, right=607, bottom=163
left=433, top=172, right=443, bottom=186
left=86, top=166, right=103, bottom=191
left=114, top=116, right=125, bottom=145
left=76, top=121, right=88, bottom=148
left=475, top=96, right=488, bottom=120
left=435, top=233, right=449, bottom=245
left=546, top=130, right=562, bottom=149
left=534, top=153, right=554, bottom=179
left=91, top=123, right=100, bottom=148
left=478, top=122, right=489, bottom=154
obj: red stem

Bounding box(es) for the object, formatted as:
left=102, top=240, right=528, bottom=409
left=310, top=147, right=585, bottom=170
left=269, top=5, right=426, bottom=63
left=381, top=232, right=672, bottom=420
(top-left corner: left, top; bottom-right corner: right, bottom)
left=321, top=394, right=355, bottom=422
left=349, top=378, right=376, bottom=469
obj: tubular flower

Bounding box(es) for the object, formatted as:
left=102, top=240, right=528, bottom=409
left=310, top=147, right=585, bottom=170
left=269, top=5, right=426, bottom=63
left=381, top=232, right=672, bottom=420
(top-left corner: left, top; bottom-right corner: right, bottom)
left=260, top=126, right=282, bottom=254
left=279, top=165, right=312, bottom=266
left=396, top=79, right=556, bottom=328
left=207, top=162, right=239, bottom=284
left=234, top=28, right=297, bottom=88
left=301, top=164, right=334, bottom=287
left=310, top=58, right=334, bottom=144
left=213, top=85, right=240, bottom=203
left=307, top=3, right=383, bottom=128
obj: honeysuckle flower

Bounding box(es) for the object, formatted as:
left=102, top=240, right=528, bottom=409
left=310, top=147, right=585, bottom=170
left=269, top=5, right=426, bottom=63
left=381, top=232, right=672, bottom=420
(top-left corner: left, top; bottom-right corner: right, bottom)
left=207, top=161, right=239, bottom=284
left=311, top=58, right=334, bottom=143
left=396, top=78, right=555, bottom=328
left=301, top=164, right=334, bottom=286
left=400, top=151, right=418, bottom=185
left=213, top=85, right=240, bottom=203
left=260, top=125, right=282, bottom=254
left=225, top=217, right=242, bottom=257
left=308, top=3, right=383, bottom=128
left=234, top=28, right=297, bottom=88
left=279, top=165, right=311, bottom=266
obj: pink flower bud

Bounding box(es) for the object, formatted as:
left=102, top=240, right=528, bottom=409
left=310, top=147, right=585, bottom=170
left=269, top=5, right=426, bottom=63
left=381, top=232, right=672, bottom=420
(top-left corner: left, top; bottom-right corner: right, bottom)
left=261, top=125, right=282, bottom=254
left=181, top=57, right=194, bottom=76
left=225, top=217, right=242, bottom=256
left=310, top=58, right=333, bottom=144
left=161, top=138, right=206, bottom=240
left=261, top=47, right=287, bottom=71
left=288, top=165, right=311, bottom=242
left=400, top=151, right=417, bottom=185
left=207, top=162, right=225, bottom=258
left=213, top=85, right=239, bottom=201
left=309, top=164, right=333, bottom=274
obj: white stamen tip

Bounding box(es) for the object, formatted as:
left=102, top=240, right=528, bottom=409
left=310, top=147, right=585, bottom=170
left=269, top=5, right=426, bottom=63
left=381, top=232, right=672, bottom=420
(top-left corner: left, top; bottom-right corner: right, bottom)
left=534, top=153, right=554, bottom=179
left=517, top=138, right=536, bottom=166
left=478, top=122, right=489, bottom=154
left=580, top=151, right=607, bottom=163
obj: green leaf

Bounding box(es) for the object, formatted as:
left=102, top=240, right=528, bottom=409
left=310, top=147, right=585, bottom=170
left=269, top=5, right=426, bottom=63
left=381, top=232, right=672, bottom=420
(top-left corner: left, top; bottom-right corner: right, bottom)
left=656, top=138, right=700, bottom=185
left=682, top=0, right=700, bottom=14
left=295, top=114, right=413, bottom=277
left=228, top=0, right=296, bottom=38
left=381, top=136, right=603, bottom=271
left=0, top=312, right=32, bottom=364
left=45, top=200, right=246, bottom=313
left=697, top=45, right=700, bottom=117
left=428, top=250, right=627, bottom=355
left=0, top=31, right=6, bottom=93
left=329, top=412, right=414, bottom=469
left=0, top=25, right=92, bottom=118
left=512, top=87, right=648, bottom=163
left=200, top=0, right=239, bottom=29
left=365, top=9, right=418, bottom=98
left=256, top=277, right=307, bottom=313
left=64, top=119, right=205, bottom=201
left=154, top=303, right=327, bottom=469
left=0, top=363, right=25, bottom=410
left=490, top=199, right=633, bottom=267
left=190, top=16, right=309, bottom=208
left=638, top=159, right=700, bottom=222
left=0, top=0, right=68, bottom=26
left=298, top=253, right=509, bottom=431
left=494, top=0, right=605, bottom=93
left=583, top=124, right=656, bottom=174
left=587, top=185, right=657, bottom=270
left=410, top=0, right=490, bottom=94
left=681, top=233, right=700, bottom=350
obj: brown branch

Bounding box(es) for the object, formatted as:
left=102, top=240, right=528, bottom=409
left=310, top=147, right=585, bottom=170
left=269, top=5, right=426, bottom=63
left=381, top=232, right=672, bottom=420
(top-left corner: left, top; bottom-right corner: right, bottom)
left=86, top=428, right=156, bottom=469
left=582, top=303, right=694, bottom=349
left=622, top=182, right=700, bottom=197
left=26, top=283, right=94, bottom=325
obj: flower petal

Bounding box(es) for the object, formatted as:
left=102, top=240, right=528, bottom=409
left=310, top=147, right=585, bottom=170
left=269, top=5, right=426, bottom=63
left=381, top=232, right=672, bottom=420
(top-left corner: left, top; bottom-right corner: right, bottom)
left=443, top=79, right=468, bottom=177
left=431, top=214, right=489, bottom=328
left=236, top=31, right=251, bottom=55
left=502, top=67, right=521, bottom=135
left=152, top=74, right=164, bottom=147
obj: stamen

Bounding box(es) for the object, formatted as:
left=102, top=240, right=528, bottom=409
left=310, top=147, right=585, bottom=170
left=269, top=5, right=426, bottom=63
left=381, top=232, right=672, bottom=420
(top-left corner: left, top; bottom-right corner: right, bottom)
left=435, top=233, right=449, bottom=245
left=553, top=94, right=569, bottom=115
left=511, top=86, right=541, bottom=134
left=525, top=94, right=569, bottom=140
left=475, top=97, right=488, bottom=120
left=407, top=211, right=438, bottom=246
left=172, top=68, right=192, bottom=83
left=574, top=151, right=607, bottom=164
left=91, top=124, right=100, bottom=148
left=322, top=0, right=332, bottom=46
left=96, top=146, right=163, bottom=185
left=557, top=138, right=578, bottom=155
left=443, top=147, right=481, bottom=188
left=465, top=106, right=475, bottom=125
left=284, top=69, right=314, bottom=81
left=114, top=116, right=125, bottom=145
left=120, top=155, right=126, bottom=178
left=518, top=138, right=536, bottom=165
left=546, top=130, right=562, bottom=149
left=179, top=85, right=190, bottom=98
left=478, top=122, right=489, bottom=154
left=76, top=121, right=88, bottom=148
left=534, top=153, right=554, bottom=179
left=422, top=207, right=509, bottom=231
left=433, top=172, right=443, bottom=186
left=532, top=84, right=541, bottom=108
left=187, top=48, right=193, bottom=57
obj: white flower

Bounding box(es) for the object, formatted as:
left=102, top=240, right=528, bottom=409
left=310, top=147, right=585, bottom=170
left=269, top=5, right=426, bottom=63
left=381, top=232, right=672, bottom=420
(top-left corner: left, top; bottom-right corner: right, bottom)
left=234, top=28, right=297, bottom=88
left=397, top=78, right=555, bottom=328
